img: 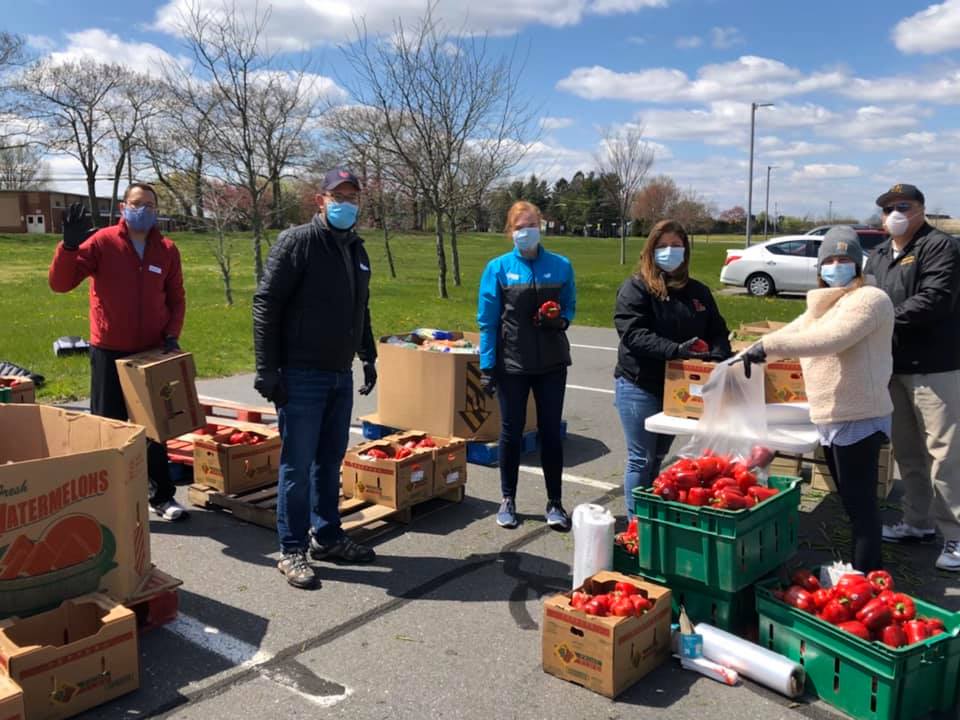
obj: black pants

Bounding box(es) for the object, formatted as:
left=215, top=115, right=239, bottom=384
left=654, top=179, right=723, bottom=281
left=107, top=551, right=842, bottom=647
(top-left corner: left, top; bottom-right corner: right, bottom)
left=90, top=346, right=175, bottom=506
left=823, top=431, right=885, bottom=572
left=497, top=368, right=566, bottom=501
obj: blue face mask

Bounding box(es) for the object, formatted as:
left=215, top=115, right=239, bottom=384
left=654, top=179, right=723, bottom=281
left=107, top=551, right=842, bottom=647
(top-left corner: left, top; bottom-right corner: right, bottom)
left=123, top=206, right=156, bottom=233
left=326, top=201, right=358, bottom=230
left=654, top=246, right=685, bottom=273
left=821, top=263, right=857, bottom=288
left=513, top=227, right=540, bottom=252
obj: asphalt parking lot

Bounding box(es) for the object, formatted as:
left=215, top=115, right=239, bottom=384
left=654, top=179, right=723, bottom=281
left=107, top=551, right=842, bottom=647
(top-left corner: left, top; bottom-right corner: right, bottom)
left=77, top=325, right=959, bottom=720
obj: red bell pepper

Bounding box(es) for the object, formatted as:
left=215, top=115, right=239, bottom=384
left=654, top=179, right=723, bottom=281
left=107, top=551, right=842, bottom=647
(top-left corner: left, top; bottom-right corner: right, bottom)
left=630, top=594, right=652, bottom=614
left=784, top=585, right=816, bottom=612
left=710, top=477, right=739, bottom=493
left=686, top=487, right=712, bottom=506
left=690, top=339, right=710, bottom=353
left=746, top=444, right=775, bottom=469
left=887, top=593, right=916, bottom=623
left=570, top=591, right=591, bottom=610
left=673, top=469, right=702, bottom=489
left=838, top=620, right=871, bottom=641
left=734, top=468, right=758, bottom=493
left=366, top=448, right=390, bottom=459
left=837, top=580, right=874, bottom=613
left=584, top=599, right=608, bottom=616
left=876, top=589, right=894, bottom=606
left=856, top=598, right=893, bottom=631
left=812, top=588, right=834, bottom=612
left=926, top=618, right=946, bottom=636
left=394, top=447, right=414, bottom=460
left=695, top=457, right=723, bottom=482
left=820, top=599, right=853, bottom=625
left=539, top=300, right=561, bottom=320
left=867, top=570, right=894, bottom=593
left=713, top=488, right=748, bottom=510
left=881, top=624, right=907, bottom=648
left=903, top=619, right=930, bottom=645
left=742, top=494, right=757, bottom=508
left=614, top=581, right=638, bottom=597
left=836, top=573, right=870, bottom=591
left=747, top=485, right=779, bottom=503
left=791, top=569, right=821, bottom=593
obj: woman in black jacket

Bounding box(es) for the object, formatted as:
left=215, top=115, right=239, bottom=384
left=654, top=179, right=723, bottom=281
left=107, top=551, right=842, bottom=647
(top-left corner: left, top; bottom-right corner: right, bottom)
left=614, top=219, right=732, bottom=517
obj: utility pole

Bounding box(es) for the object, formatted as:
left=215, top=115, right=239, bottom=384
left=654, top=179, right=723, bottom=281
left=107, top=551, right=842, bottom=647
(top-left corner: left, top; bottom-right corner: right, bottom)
left=828, top=200, right=833, bottom=223
left=764, top=165, right=777, bottom=241
left=746, top=101, right=774, bottom=247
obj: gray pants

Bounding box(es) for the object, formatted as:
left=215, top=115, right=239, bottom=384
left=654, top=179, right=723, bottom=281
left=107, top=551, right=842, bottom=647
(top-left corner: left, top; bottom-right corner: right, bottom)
left=889, top=371, right=960, bottom=541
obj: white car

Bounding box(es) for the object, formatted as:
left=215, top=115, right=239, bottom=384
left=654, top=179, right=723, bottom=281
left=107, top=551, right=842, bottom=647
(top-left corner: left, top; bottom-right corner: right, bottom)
left=720, top=235, right=824, bottom=296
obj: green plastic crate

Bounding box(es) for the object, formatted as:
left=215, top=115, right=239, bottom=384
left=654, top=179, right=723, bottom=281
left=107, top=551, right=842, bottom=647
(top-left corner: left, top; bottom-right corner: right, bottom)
left=0, top=386, right=9, bottom=403
left=612, top=543, right=638, bottom=575
left=631, top=474, right=800, bottom=593
left=642, top=570, right=759, bottom=637
left=756, top=575, right=960, bottom=720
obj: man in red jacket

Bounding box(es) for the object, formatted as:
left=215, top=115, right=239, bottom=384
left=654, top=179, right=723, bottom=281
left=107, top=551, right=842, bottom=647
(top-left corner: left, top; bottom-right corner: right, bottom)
left=49, top=182, right=188, bottom=520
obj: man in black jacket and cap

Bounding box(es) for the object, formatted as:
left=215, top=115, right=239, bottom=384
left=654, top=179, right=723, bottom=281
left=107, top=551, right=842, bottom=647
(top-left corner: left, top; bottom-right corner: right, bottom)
left=864, top=183, right=960, bottom=572
left=253, top=168, right=378, bottom=589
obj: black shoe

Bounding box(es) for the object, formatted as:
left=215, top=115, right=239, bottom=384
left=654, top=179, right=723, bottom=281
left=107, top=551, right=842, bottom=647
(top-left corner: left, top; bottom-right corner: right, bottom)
left=309, top=534, right=376, bottom=564
left=277, top=551, right=318, bottom=589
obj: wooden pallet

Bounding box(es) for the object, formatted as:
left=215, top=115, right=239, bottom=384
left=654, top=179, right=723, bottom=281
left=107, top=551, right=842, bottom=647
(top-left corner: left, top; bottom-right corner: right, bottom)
left=187, top=483, right=465, bottom=540
left=197, top=395, right=278, bottom=425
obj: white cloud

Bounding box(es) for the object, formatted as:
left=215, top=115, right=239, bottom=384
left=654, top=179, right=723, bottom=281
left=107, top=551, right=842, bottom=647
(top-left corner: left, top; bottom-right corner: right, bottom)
left=154, top=0, right=667, bottom=48
left=816, top=105, right=922, bottom=139
left=26, top=34, right=56, bottom=51
left=48, top=28, right=184, bottom=76
left=675, top=36, right=702, bottom=49
left=557, top=56, right=847, bottom=103
left=791, top=163, right=861, bottom=181
left=710, top=26, right=742, bottom=49
left=893, top=0, right=960, bottom=54
left=512, top=140, right=594, bottom=181
left=842, top=70, right=960, bottom=104
left=764, top=140, right=842, bottom=158
left=540, top=116, right=575, bottom=130
left=642, top=101, right=835, bottom=142
left=249, top=69, right=347, bottom=103
left=854, top=132, right=937, bottom=152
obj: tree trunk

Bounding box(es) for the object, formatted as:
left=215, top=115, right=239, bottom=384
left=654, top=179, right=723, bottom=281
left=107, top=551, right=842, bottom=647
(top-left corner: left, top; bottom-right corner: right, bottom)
left=449, top=210, right=461, bottom=287
left=251, top=202, right=264, bottom=284
left=270, top=175, right=283, bottom=229
left=126, top=147, right=133, bottom=184
left=109, top=149, right=125, bottom=227
left=435, top=212, right=448, bottom=299
left=619, top=222, right=627, bottom=265
left=380, top=194, right=397, bottom=279
left=86, top=176, right=100, bottom=229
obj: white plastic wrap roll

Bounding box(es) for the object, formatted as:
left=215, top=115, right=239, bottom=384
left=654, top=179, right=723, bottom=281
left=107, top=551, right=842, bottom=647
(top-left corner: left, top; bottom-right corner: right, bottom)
left=571, top=504, right=615, bottom=588
left=694, top=623, right=805, bottom=698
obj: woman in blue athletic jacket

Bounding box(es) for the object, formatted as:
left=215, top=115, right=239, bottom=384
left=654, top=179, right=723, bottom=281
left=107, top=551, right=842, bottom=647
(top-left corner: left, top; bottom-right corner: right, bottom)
left=614, top=219, right=732, bottom=518
left=477, top=201, right=576, bottom=531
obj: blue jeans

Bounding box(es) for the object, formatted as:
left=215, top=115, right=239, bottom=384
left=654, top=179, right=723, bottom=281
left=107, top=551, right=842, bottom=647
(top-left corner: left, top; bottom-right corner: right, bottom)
left=276, top=368, right=353, bottom=552
left=615, top=377, right=672, bottom=518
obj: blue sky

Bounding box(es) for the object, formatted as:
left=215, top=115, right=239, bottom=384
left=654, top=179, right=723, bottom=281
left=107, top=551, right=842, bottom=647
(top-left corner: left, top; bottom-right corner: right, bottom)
left=8, top=0, right=960, bottom=220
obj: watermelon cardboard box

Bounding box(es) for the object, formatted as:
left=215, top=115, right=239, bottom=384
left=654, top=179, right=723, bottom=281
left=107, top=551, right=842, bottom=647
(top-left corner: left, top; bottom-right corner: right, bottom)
left=0, top=405, right=151, bottom=619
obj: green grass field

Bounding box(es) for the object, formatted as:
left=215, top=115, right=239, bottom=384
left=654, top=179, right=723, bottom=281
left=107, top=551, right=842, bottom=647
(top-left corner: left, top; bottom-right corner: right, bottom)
left=2, top=230, right=802, bottom=401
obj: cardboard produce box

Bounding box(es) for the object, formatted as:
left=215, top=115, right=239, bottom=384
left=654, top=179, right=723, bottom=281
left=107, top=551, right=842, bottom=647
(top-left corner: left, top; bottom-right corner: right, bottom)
left=0, top=405, right=151, bottom=620
left=389, top=431, right=468, bottom=496
left=193, top=426, right=281, bottom=495
left=115, top=350, right=204, bottom=442
left=738, top=320, right=788, bottom=337
left=542, top=571, right=672, bottom=698
left=765, top=360, right=807, bottom=403
left=0, top=594, right=138, bottom=720
left=0, top=378, right=34, bottom=405
left=341, top=440, right=435, bottom=509
left=375, top=332, right=534, bottom=442
left=811, top=445, right=895, bottom=499
left=663, top=360, right=716, bottom=419
left=0, top=676, right=23, bottom=720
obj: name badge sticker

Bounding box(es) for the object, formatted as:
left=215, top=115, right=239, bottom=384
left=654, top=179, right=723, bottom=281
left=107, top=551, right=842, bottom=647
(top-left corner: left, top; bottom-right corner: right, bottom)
left=148, top=265, right=162, bottom=274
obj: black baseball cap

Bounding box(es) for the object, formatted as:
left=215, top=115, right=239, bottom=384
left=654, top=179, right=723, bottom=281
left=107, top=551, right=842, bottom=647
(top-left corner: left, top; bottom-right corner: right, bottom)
left=322, top=168, right=361, bottom=192
left=876, top=183, right=924, bottom=207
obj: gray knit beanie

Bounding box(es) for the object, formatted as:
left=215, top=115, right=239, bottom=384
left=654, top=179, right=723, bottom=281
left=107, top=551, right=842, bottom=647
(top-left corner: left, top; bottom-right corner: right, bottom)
left=818, top=226, right=863, bottom=272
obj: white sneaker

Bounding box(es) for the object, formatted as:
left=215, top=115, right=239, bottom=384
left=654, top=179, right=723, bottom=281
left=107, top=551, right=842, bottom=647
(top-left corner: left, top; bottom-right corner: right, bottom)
left=936, top=541, right=960, bottom=572
left=882, top=520, right=936, bottom=544
left=151, top=499, right=187, bottom=521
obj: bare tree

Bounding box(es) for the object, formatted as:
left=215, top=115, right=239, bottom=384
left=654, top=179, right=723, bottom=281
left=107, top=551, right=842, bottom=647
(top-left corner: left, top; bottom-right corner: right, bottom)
left=0, top=145, right=48, bottom=189
left=0, top=32, right=34, bottom=152
left=342, top=4, right=534, bottom=298
left=200, top=179, right=244, bottom=305
left=596, top=125, right=655, bottom=265
left=21, top=58, right=124, bottom=226
left=170, top=1, right=316, bottom=282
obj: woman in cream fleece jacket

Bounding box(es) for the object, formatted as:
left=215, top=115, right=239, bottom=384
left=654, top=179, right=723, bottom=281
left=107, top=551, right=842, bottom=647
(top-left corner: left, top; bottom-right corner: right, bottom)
left=743, top=227, right=895, bottom=571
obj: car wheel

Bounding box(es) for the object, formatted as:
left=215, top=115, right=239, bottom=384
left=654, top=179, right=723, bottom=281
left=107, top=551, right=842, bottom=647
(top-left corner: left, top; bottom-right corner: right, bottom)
left=746, top=273, right=775, bottom=297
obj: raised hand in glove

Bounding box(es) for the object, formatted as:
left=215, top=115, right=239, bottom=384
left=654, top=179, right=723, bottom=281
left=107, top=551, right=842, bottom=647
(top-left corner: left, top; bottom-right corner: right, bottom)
left=480, top=370, right=497, bottom=397
left=162, top=336, right=180, bottom=353
left=62, top=202, right=93, bottom=250
left=739, top=343, right=767, bottom=379
left=254, top=369, right=288, bottom=407
left=358, top=362, right=377, bottom=396
left=675, top=337, right=711, bottom=360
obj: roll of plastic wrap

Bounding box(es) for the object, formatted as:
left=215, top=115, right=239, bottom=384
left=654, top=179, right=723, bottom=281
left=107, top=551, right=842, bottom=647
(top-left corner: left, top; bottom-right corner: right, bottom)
left=695, top=623, right=805, bottom=698
left=572, top=504, right=615, bottom=588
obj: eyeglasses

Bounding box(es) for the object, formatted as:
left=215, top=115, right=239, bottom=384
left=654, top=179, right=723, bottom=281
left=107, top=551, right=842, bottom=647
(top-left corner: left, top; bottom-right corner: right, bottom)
left=327, top=193, right=359, bottom=204
left=881, top=202, right=914, bottom=214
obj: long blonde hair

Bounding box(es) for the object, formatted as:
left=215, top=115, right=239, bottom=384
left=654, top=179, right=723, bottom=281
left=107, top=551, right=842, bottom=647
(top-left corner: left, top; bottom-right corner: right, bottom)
left=634, top=219, right=690, bottom=300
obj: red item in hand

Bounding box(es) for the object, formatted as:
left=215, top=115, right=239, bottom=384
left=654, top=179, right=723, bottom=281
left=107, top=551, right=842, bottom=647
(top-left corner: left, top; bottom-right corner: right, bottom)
left=539, top=301, right=561, bottom=320
left=690, top=339, right=710, bottom=353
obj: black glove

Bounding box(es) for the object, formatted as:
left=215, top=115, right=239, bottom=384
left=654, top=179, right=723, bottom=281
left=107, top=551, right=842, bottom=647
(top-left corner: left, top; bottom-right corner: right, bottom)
left=358, top=362, right=377, bottom=396
left=708, top=346, right=734, bottom=363
left=675, top=337, right=710, bottom=360
left=254, top=369, right=288, bottom=407
left=480, top=370, right=497, bottom=397
left=162, top=336, right=180, bottom=353
left=536, top=314, right=568, bottom=331
left=62, top=202, right=93, bottom=251
left=739, top=343, right=767, bottom=379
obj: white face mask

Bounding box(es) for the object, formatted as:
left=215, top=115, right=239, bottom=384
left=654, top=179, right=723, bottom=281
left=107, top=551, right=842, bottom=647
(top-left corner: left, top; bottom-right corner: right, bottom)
left=885, top=211, right=911, bottom=237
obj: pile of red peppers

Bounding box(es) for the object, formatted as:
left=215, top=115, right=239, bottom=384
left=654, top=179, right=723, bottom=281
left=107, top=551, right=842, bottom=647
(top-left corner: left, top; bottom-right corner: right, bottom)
left=649, top=446, right=779, bottom=510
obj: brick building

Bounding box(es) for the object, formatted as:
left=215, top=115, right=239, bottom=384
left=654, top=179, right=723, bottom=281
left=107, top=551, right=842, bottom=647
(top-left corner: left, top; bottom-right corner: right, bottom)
left=0, top=189, right=180, bottom=234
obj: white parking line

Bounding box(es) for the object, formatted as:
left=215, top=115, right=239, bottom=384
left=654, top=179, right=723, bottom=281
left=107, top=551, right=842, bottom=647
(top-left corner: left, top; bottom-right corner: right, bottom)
left=570, top=343, right=617, bottom=351
left=567, top=383, right=615, bottom=395
left=518, top=465, right=619, bottom=491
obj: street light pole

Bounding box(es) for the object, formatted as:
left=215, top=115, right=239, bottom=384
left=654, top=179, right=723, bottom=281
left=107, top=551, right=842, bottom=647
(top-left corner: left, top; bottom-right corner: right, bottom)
left=746, top=101, right=774, bottom=247
left=764, top=165, right=777, bottom=241
left=828, top=201, right=833, bottom=223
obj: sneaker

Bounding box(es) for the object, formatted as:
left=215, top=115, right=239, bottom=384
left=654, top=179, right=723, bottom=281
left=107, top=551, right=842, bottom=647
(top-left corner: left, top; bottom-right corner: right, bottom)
left=545, top=500, right=571, bottom=531
left=277, top=551, right=317, bottom=589
left=309, top=534, right=376, bottom=564
left=496, top=498, right=518, bottom=528
left=151, top=499, right=187, bottom=521
left=936, top=541, right=960, bottom=572
left=882, top=521, right=937, bottom=544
